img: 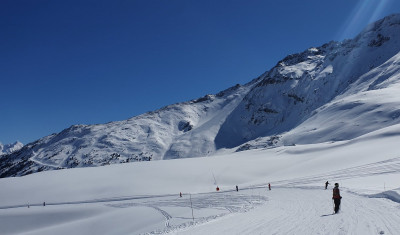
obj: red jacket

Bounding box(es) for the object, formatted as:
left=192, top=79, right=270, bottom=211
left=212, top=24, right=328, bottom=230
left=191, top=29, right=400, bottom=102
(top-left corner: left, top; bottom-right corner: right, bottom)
left=332, top=187, right=341, bottom=199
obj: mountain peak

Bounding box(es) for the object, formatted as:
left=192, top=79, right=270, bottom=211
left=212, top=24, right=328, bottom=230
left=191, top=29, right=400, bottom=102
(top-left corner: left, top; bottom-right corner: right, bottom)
left=2, top=14, right=400, bottom=178
left=364, top=13, right=400, bottom=33
left=215, top=14, right=400, bottom=149
left=0, top=141, right=23, bottom=156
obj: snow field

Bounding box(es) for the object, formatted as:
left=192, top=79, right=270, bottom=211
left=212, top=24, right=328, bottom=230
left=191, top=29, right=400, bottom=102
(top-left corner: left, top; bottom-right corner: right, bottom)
left=0, top=204, right=166, bottom=235
left=1, top=124, right=400, bottom=234
left=175, top=188, right=400, bottom=235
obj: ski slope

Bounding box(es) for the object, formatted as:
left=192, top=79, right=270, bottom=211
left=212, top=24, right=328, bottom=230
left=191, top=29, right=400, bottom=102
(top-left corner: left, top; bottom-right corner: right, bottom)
left=176, top=188, right=400, bottom=235
left=1, top=124, right=400, bottom=234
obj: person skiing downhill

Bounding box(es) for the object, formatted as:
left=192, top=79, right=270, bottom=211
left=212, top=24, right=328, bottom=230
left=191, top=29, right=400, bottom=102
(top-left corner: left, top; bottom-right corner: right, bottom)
left=268, top=183, right=271, bottom=190
left=325, top=181, right=330, bottom=189
left=332, top=183, right=342, bottom=213
left=236, top=185, right=239, bottom=192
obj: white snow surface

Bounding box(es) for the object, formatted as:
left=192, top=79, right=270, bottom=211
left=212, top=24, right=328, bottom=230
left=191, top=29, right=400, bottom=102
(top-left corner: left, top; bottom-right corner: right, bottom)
left=1, top=125, right=400, bottom=234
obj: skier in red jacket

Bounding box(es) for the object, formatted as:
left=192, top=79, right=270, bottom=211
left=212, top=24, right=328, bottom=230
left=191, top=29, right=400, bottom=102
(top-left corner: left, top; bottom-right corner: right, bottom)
left=332, top=183, right=342, bottom=213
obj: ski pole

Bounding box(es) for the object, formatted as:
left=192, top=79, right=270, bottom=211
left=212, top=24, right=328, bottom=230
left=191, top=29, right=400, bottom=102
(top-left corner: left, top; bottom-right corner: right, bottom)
left=332, top=199, right=334, bottom=214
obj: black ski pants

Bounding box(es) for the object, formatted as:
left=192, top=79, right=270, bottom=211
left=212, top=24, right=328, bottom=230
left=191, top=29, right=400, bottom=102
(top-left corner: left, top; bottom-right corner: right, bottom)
left=334, top=198, right=341, bottom=213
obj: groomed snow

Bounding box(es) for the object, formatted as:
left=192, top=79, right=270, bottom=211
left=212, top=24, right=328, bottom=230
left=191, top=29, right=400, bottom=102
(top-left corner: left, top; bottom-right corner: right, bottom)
left=1, top=124, right=400, bottom=234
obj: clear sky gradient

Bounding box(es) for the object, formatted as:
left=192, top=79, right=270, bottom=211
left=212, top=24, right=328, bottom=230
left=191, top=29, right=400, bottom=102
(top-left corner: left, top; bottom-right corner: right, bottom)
left=1, top=0, right=400, bottom=145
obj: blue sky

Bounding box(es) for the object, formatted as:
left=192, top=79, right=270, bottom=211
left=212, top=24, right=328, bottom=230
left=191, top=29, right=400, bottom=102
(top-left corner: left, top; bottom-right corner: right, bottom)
left=1, top=0, right=400, bottom=145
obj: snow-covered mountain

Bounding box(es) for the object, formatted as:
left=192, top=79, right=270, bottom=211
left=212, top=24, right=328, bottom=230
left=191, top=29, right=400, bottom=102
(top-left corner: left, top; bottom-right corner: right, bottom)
left=0, top=141, right=23, bottom=156
left=0, top=83, right=256, bottom=177
left=217, top=14, right=400, bottom=149
left=2, top=14, right=400, bottom=178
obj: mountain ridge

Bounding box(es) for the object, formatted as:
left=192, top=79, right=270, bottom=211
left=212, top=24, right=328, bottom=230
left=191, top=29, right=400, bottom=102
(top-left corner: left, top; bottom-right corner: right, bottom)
left=2, top=14, right=400, bottom=178
left=217, top=14, right=400, bottom=148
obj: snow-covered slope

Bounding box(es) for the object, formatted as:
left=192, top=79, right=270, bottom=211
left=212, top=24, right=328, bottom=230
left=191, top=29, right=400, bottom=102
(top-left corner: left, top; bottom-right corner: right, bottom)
left=238, top=50, right=400, bottom=150
left=1, top=124, right=399, bottom=234
left=217, top=14, right=400, bottom=149
left=0, top=84, right=256, bottom=177
left=0, top=141, right=23, bottom=156
left=2, top=14, right=400, bottom=178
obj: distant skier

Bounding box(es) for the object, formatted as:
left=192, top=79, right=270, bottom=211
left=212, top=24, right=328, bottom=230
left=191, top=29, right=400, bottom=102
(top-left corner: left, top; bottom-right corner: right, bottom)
left=332, top=183, right=342, bottom=213
left=43, top=202, right=46, bottom=207
left=236, top=185, right=239, bottom=192
left=216, top=186, right=220, bottom=191
left=180, top=192, right=182, bottom=197
left=325, top=181, right=330, bottom=190
left=268, top=183, right=271, bottom=190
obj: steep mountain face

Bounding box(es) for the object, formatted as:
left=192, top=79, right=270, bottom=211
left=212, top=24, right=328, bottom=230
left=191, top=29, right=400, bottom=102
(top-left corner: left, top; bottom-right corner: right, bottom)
left=216, top=14, right=400, bottom=148
left=0, top=141, right=23, bottom=156
left=2, top=14, right=400, bottom=178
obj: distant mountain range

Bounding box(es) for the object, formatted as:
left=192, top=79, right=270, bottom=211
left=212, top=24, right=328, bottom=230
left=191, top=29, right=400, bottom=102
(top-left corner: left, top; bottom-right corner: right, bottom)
left=0, top=141, right=23, bottom=156
left=2, top=14, right=400, bottom=178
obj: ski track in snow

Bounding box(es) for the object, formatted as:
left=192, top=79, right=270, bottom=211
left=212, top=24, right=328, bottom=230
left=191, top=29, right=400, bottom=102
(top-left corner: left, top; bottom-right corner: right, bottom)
left=1, top=156, right=400, bottom=234
left=259, top=156, right=400, bottom=188
left=148, top=206, right=172, bottom=228
left=3, top=186, right=398, bottom=234
left=107, top=192, right=267, bottom=234
left=29, top=151, right=61, bottom=169
left=171, top=188, right=400, bottom=235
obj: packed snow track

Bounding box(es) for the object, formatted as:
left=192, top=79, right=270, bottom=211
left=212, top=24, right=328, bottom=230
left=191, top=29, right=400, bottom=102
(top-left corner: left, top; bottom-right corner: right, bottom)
left=1, top=186, right=400, bottom=235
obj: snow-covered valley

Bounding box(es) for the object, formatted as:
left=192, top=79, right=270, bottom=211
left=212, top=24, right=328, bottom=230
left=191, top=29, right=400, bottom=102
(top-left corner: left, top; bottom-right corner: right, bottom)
left=1, top=124, right=400, bottom=234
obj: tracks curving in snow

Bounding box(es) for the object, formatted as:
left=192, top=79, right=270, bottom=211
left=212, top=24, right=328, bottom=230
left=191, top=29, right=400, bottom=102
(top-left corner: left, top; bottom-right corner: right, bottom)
left=174, top=188, right=400, bottom=235
left=105, top=191, right=267, bottom=234
left=29, top=151, right=61, bottom=169
left=261, top=156, right=400, bottom=188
